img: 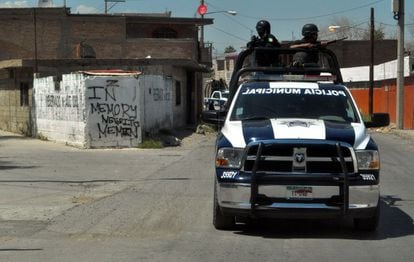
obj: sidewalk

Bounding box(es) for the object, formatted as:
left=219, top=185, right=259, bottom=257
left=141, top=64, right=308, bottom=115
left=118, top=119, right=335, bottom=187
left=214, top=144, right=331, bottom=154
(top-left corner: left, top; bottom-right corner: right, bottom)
left=373, top=124, right=414, bottom=141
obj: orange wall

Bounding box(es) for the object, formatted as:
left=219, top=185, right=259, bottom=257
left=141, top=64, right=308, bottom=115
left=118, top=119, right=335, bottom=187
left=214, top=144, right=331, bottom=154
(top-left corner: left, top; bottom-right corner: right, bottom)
left=349, top=76, right=414, bottom=129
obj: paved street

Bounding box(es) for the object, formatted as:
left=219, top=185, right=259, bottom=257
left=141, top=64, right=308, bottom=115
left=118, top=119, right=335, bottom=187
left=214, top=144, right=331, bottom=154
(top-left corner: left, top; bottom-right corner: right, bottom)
left=0, top=130, right=414, bottom=261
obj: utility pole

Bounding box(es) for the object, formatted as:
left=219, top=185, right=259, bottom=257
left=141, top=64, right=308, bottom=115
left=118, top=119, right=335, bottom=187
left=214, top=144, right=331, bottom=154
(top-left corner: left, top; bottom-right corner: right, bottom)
left=200, top=0, right=204, bottom=46
left=33, top=8, right=38, bottom=74
left=105, top=0, right=125, bottom=14
left=396, top=0, right=405, bottom=129
left=369, top=8, right=374, bottom=115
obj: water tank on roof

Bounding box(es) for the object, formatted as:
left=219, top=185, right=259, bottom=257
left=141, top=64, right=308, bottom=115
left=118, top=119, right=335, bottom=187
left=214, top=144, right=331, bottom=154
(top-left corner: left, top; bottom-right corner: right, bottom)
left=38, top=0, right=53, bottom=7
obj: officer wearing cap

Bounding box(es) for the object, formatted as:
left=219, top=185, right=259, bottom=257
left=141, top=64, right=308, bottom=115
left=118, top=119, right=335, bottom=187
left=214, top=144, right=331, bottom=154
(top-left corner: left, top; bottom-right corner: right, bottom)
left=247, top=20, right=281, bottom=48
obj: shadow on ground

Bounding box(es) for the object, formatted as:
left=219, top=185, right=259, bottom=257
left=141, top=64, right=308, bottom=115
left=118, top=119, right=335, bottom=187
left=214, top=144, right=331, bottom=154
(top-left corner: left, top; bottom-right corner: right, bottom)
left=0, top=158, right=37, bottom=171
left=232, top=195, right=414, bottom=240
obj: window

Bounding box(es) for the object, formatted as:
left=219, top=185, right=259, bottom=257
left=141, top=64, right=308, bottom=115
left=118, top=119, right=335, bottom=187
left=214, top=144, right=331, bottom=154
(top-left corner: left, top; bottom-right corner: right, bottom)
left=20, top=82, right=29, bottom=107
left=231, top=84, right=358, bottom=123
left=217, top=60, right=225, bottom=71
left=152, top=27, right=177, bottom=38
left=175, top=80, right=181, bottom=106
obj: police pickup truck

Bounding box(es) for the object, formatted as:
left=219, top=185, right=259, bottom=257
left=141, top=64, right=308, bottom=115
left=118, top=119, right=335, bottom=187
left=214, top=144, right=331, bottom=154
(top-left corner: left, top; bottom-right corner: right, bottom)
left=204, top=90, right=230, bottom=111
left=203, top=47, right=389, bottom=231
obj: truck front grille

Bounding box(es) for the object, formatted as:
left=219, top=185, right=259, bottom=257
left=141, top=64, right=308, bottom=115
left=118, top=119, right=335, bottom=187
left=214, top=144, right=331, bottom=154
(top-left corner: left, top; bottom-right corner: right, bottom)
left=242, top=140, right=356, bottom=174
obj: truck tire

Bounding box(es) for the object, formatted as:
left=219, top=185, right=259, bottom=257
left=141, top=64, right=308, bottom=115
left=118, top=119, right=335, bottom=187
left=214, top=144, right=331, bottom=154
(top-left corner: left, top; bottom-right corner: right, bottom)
left=354, top=201, right=380, bottom=231
left=213, top=182, right=235, bottom=230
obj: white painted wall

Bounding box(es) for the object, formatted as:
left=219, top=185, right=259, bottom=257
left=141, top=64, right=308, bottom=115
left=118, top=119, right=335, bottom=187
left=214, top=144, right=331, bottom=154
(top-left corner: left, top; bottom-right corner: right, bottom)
left=140, top=75, right=173, bottom=133
left=33, top=73, right=87, bottom=147
left=341, top=56, right=411, bottom=82
left=34, top=73, right=176, bottom=148
left=84, top=75, right=142, bottom=148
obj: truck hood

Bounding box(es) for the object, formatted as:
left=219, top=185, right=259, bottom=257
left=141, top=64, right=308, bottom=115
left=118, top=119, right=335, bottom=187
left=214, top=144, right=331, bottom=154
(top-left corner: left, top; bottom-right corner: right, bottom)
left=221, top=118, right=369, bottom=149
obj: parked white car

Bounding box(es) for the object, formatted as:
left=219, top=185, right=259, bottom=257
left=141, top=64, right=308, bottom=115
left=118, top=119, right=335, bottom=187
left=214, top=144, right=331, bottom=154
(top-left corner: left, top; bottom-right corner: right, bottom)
left=204, top=90, right=229, bottom=111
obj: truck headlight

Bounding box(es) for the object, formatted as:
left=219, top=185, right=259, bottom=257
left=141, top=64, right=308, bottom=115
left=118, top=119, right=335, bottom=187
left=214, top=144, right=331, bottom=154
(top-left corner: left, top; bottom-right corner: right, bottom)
left=355, top=150, right=380, bottom=170
left=216, top=148, right=244, bottom=168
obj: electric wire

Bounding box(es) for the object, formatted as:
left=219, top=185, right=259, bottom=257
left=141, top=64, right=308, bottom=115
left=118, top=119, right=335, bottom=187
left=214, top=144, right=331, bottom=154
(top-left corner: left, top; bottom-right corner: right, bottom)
left=231, top=0, right=386, bottom=21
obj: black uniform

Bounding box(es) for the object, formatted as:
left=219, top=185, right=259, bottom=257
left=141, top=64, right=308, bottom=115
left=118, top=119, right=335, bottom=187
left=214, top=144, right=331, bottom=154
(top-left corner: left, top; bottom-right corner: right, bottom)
left=247, top=34, right=281, bottom=48
left=247, top=20, right=281, bottom=66
left=291, top=39, right=321, bottom=65
left=291, top=23, right=321, bottom=66
left=247, top=20, right=281, bottom=49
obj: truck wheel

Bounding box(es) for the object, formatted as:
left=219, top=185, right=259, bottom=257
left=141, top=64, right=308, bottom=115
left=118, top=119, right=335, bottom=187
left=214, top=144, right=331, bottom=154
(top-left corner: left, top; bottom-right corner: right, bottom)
left=354, top=202, right=380, bottom=231
left=213, top=182, right=235, bottom=230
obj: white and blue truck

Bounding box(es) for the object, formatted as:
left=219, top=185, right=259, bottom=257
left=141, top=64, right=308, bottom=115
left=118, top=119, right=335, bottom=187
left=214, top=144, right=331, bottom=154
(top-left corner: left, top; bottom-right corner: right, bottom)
left=203, top=47, right=390, bottom=231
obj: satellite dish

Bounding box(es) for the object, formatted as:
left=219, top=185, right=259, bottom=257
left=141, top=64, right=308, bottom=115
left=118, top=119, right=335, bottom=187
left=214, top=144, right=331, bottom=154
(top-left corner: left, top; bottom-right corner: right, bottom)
left=38, top=0, right=53, bottom=7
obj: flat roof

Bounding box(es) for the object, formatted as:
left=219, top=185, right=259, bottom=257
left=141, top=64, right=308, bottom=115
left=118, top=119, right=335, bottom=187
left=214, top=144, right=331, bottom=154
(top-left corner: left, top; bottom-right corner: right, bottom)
left=0, top=58, right=210, bottom=72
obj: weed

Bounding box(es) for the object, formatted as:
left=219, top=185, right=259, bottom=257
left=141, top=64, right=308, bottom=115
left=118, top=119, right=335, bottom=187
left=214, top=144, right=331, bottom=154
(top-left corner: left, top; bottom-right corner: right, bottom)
left=138, top=138, right=164, bottom=149
left=37, top=133, right=48, bottom=141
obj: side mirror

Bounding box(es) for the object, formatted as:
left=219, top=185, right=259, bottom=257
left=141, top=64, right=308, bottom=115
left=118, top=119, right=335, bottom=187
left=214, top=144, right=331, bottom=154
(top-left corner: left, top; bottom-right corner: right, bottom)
left=365, top=113, right=390, bottom=128
left=201, top=110, right=227, bottom=126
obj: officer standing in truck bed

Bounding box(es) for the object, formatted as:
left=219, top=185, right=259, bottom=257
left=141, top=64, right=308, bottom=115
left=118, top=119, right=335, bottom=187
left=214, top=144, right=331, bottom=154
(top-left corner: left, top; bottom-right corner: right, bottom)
left=290, top=23, right=328, bottom=66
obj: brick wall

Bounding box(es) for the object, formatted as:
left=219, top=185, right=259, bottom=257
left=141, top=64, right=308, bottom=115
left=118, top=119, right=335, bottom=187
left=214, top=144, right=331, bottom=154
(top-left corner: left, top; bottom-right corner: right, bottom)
left=0, top=8, right=198, bottom=61
left=329, top=40, right=397, bottom=68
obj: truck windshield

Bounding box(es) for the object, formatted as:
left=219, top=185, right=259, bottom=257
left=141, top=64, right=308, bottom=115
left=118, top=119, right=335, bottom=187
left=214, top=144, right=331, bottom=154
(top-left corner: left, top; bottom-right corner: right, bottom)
left=230, top=83, right=359, bottom=123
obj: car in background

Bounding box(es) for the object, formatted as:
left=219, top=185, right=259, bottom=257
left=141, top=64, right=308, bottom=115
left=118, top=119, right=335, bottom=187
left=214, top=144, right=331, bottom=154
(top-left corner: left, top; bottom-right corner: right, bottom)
left=204, top=90, right=230, bottom=111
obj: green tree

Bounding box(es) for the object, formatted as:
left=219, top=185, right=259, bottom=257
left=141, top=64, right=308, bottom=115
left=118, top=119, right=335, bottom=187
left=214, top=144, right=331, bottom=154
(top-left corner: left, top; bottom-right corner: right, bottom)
left=321, top=16, right=387, bottom=40
left=360, top=24, right=386, bottom=40
left=224, top=45, right=236, bottom=53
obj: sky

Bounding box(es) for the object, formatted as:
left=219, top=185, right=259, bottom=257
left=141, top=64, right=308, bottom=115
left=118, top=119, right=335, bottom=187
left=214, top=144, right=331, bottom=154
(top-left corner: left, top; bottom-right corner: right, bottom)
left=1, top=0, right=414, bottom=55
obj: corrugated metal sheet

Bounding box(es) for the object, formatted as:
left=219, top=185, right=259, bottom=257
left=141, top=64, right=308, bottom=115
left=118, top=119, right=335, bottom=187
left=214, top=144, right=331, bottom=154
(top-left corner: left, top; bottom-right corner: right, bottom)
left=79, top=69, right=142, bottom=76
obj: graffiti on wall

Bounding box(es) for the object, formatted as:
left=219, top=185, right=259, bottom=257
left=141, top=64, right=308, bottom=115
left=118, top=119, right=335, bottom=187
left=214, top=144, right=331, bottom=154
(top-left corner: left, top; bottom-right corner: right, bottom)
left=152, top=87, right=171, bottom=101
left=36, top=89, right=84, bottom=121
left=46, top=94, right=79, bottom=108
left=88, top=79, right=140, bottom=139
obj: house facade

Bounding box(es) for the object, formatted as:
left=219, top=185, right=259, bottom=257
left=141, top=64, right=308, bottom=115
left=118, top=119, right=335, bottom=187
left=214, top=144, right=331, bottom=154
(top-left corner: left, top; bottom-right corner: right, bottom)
left=0, top=7, right=213, bottom=136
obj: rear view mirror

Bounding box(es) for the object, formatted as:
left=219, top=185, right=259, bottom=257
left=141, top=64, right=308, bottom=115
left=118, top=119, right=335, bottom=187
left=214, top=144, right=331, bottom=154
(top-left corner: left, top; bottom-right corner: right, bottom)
left=365, top=113, right=390, bottom=128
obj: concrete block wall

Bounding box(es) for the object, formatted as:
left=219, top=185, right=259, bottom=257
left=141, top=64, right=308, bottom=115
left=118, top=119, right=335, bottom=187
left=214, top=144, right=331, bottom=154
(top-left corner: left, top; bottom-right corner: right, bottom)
left=33, top=72, right=180, bottom=148
left=33, top=73, right=87, bottom=147
left=140, top=75, right=173, bottom=133
left=0, top=69, right=32, bottom=135
left=0, top=88, right=31, bottom=134
left=84, top=75, right=142, bottom=148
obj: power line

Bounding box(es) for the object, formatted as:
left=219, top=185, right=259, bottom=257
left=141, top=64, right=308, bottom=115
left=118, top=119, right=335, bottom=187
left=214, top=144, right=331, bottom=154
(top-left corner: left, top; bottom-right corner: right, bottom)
left=206, top=2, right=254, bottom=32
left=376, top=20, right=414, bottom=27
left=209, top=25, right=249, bottom=42
left=318, top=20, right=369, bottom=38
left=235, top=0, right=385, bottom=21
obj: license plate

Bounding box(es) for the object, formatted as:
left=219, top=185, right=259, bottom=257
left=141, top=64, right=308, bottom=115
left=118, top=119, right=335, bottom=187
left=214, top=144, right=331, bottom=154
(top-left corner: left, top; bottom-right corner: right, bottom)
left=286, top=186, right=313, bottom=199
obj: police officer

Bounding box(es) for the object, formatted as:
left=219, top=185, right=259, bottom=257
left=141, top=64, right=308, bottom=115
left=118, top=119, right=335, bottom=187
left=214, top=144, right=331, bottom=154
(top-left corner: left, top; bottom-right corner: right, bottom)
left=247, top=20, right=281, bottom=48
left=290, top=23, right=327, bottom=66
left=290, top=24, right=327, bottom=49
